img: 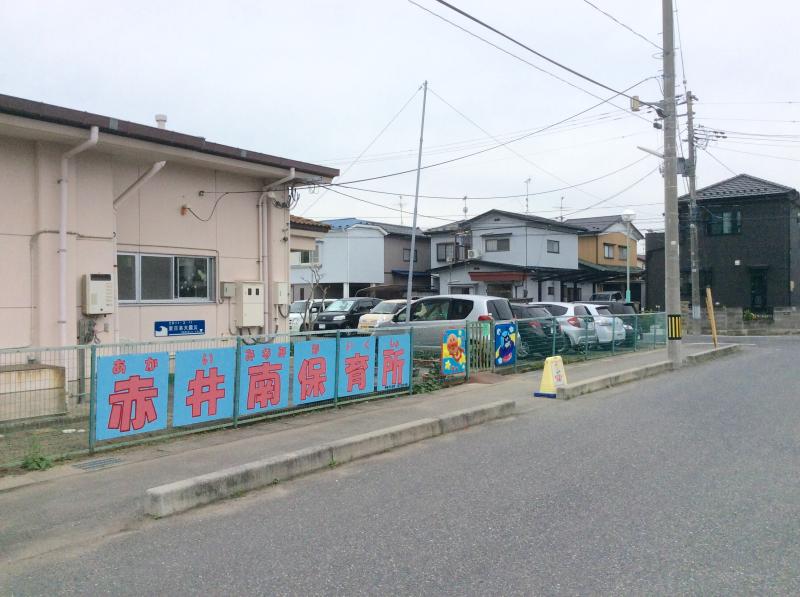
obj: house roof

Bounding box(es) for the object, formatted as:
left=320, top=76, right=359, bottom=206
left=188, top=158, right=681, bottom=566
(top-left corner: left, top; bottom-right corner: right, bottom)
left=578, top=259, right=643, bottom=274
left=565, top=214, right=644, bottom=239
left=0, top=93, right=339, bottom=180
left=289, top=215, right=331, bottom=232
left=426, top=209, right=584, bottom=234
left=678, top=174, right=797, bottom=201
left=322, top=217, right=427, bottom=237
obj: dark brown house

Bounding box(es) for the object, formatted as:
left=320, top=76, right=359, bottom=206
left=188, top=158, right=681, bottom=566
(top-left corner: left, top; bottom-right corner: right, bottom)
left=646, top=174, right=800, bottom=311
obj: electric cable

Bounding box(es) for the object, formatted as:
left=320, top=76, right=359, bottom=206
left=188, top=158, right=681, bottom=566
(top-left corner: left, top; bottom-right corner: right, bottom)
left=581, top=0, right=662, bottom=50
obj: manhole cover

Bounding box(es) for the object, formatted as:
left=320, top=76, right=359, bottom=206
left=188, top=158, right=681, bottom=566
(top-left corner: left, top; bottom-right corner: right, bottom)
left=72, top=457, right=122, bottom=471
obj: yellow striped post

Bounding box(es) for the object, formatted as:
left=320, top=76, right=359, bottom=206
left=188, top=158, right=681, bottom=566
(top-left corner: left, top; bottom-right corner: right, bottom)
left=668, top=314, right=682, bottom=340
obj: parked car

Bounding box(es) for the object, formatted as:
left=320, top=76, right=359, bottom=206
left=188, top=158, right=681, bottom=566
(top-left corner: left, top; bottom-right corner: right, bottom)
left=377, top=294, right=513, bottom=349
left=577, top=303, right=627, bottom=347
left=357, top=299, right=406, bottom=332
left=510, top=304, right=567, bottom=357
left=589, top=300, right=640, bottom=315
left=589, top=291, right=623, bottom=302
left=288, top=299, right=335, bottom=333
left=313, top=298, right=382, bottom=331
left=528, top=302, right=598, bottom=350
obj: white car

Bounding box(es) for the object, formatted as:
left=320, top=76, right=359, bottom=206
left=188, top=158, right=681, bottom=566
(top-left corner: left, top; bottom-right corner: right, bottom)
left=528, top=302, right=598, bottom=350
left=577, top=303, right=627, bottom=346
left=358, top=299, right=406, bottom=332
left=288, top=299, right=334, bottom=333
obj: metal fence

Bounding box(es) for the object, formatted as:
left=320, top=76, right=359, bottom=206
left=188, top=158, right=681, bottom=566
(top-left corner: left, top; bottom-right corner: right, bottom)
left=1, top=313, right=667, bottom=468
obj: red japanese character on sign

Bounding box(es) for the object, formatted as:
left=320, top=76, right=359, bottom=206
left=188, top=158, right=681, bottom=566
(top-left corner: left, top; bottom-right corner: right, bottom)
left=381, top=348, right=405, bottom=387
left=298, top=357, right=326, bottom=401
left=344, top=353, right=369, bottom=392
left=112, top=359, right=126, bottom=375
left=144, top=357, right=158, bottom=372
left=278, top=346, right=287, bottom=358
left=185, top=367, right=225, bottom=417
left=245, top=349, right=255, bottom=362
left=108, top=375, right=158, bottom=432
left=246, top=362, right=283, bottom=409
left=261, top=348, right=271, bottom=360
left=311, top=343, right=320, bottom=355
left=201, top=353, right=214, bottom=366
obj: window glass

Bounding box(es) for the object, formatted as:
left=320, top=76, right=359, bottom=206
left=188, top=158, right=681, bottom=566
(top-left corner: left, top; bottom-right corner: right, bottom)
left=372, top=301, right=403, bottom=314
left=436, top=243, right=454, bottom=261
left=539, top=304, right=567, bottom=315
left=596, top=307, right=613, bottom=316
left=403, top=248, right=418, bottom=262
left=547, top=240, right=560, bottom=253
left=529, top=307, right=552, bottom=318
left=619, top=245, right=628, bottom=259
left=410, top=298, right=450, bottom=321
left=488, top=299, right=513, bottom=320
left=141, top=256, right=173, bottom=300
left=326, top=299, right=356, bottom=312
left=604, top=244, right=614, bottom=258
left=299, top=249, right=319, bottom=264
left=485, top=238, right=510, bottom=252
left=177, top=256, right=208, bottom=299
left=449, top=299, right=474, bottom=320
left=290, top=300, right=306, bottom=313
left=117, top=254, right=136, bottom=301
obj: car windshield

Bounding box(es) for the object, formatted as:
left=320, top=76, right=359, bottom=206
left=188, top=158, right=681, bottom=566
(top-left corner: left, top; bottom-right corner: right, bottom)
left=596, top=307, right=613, bottom=316
left=529, top=307, right=552, bottom=318
left=372, top=301, right=402, bottom=314
left=536, top=304, right=567, bottom=315
left=289, top=301, right=308, bottom=313
left=325, top=299, right=355, bottom=312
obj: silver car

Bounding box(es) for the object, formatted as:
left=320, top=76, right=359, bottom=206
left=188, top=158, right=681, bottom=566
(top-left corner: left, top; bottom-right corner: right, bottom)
left=528, top=302, right=598, bottom=350
left=577, top=303, right=627, bottom=346
left=376, top=294, right=513, bottom=349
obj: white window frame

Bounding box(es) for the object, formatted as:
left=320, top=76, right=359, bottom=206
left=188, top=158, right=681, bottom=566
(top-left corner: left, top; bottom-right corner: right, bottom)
left=603, top=243, right=614, bottom=259
left=618, top=245, right=628, bottom=260
left=118, top=252, right=215, bottom=304
left=547, top=239, right=560, bottom=254
left=485, top=237, right=510, bottom=252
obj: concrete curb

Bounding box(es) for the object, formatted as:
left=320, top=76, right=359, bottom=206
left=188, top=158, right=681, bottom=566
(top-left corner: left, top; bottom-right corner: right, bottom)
left=144, top=400, right=516, bottom=518
left=555, top=344, right=741, bottom=400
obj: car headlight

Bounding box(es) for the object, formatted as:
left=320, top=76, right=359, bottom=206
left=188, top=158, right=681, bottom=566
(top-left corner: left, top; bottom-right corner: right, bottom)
left=624, top=324, right=633, bottom=331
left=333, top=315, right=345, bottom=321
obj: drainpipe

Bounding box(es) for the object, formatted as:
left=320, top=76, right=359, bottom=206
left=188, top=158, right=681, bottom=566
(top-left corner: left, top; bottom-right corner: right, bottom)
left=112, top=161, right=167, bottom=343
left=58, top=126, right=99, bottom=346
left=258, top=167, right=295, bottom=332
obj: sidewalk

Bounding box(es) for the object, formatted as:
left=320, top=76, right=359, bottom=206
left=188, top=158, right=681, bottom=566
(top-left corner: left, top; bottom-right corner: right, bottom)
left=0, top=342, right=737, bottom=568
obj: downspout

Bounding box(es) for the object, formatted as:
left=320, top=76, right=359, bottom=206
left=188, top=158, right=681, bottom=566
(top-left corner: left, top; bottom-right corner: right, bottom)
left=112, top=161, right=167, bottom=343
left=58, top=126, right=99, bottom=346
left=258, top=167, right=295, bottom=333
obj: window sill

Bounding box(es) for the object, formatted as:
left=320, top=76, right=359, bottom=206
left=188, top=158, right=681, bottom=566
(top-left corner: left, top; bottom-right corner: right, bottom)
left=120, top=300, right=215, bottom=306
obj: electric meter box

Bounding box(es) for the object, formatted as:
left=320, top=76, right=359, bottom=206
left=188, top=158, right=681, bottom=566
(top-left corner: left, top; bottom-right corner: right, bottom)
left=235, top=281, right=264, bottom=328
left=83, top=273, right=114, bottom=315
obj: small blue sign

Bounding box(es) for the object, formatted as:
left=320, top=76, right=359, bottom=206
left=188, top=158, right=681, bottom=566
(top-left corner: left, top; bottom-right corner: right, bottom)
left=338, top=336, right=376, bottom=397
left=95, top=352, right=169, bottom=441
left=377, top=333, right=411, bottom=390
left=154, top=320, right=205, bottom=337
left=494, top=322, right=517, bottom=367
left=173, top=348, right=236, bottom=427
left=292, top=338, right=337, bottom=405
left=238, top=343, right=290, bottom=416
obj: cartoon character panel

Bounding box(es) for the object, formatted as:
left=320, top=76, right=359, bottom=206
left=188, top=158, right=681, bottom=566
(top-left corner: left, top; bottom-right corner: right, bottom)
left=494, top=322, right=517, bottom=367
left=441, top=328, right=467, bottom=375
left=338, top=336, right=376, bottom=397
left=95, top=352, right=170, bottom=441
left=238, top=343, right=290, bottom=416
left=173, top=348, right=236, bottom=427
left=292, top=338, right=336, bottom=405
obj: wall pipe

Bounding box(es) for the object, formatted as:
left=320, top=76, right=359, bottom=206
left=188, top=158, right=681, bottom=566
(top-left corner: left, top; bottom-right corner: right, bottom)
left=257, top=167, right=295, bottom=333
left=111, top=161, right=167, bottom=343
left=58, top=126, right=99, bottom=346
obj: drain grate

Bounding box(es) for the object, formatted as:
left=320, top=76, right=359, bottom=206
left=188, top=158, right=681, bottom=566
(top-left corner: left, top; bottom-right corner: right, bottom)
left=72, top=457, right=122, bottom=471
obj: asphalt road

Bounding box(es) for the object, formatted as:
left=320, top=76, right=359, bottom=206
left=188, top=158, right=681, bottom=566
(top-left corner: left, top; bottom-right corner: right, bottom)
left=5, top=338, right=800, bottom=596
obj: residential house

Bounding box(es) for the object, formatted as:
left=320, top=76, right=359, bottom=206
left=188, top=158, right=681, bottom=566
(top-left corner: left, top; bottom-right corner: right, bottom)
left=646, top=174, right=800, bottom=311
left=289, top=215, right=330, bottom=302
left=290, top=218, right=431, bottom=300
left=0, top=93, right=338, bottom=347
left=427, top=209, right=584, bottom=300
left=564, top=214, right=644, bottom=303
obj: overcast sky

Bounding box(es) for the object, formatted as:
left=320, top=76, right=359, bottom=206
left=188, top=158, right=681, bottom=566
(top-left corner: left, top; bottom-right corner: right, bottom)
left=2, top=0, right=799, bottom=233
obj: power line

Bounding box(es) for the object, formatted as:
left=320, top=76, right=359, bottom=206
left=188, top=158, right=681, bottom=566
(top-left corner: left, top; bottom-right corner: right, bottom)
left=561, top=166, right=660, bottom=218
left=427, top=0, right=657, bottom=107
left=581, top=0, right=662, bottom=50
left=699, top=147, right=737, bottom=175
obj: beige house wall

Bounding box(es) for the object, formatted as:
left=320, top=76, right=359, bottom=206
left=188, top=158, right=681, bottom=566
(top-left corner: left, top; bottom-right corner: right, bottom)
left=578, top=231, right=638, bottom=268
left=0, top=127, right=302, bottom=348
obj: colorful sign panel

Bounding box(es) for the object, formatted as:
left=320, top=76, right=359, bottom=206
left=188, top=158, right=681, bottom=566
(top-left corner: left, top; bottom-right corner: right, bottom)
left=293, top=338, right=336, bottom=405
left=494, top=322, right=517, bottom=367
left=173, top=348, right=236, bottom=427
left=376, top=334, right=411, bottom=391
left=337, top=336, right=376, bottom=397
left=95, top=352, right=170, bottom=441
left=154, top=320, right=205, bottom=337
left=441, top=328, right=467, bottom=375
left=238, top=342, right=290, bottom=416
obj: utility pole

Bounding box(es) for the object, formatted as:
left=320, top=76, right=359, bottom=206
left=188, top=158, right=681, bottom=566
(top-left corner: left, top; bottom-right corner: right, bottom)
left=398, top=195, right=404, bottom=226
left=405, top=81, right=428, bottom=318
left=686, top=90, right=702, bottom=330
left=662, top=0, right=682, bottom=366
left=524, top=177, right=531, bottom=214
left=462, top=195, right=468, bottom=220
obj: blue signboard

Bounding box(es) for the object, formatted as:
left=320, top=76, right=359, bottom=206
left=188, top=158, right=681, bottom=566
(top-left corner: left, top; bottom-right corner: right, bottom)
left=441, top=328, right=467, bottom=375
left=292, top=338, right=336, bottom=405
left=95, top=352, right=169, bottom=441
left=173, top=348, right=236, bottom=427
left=377, top=334, right=411, bottom=390
left=238, top=342, right=290, bottom=416
left=337, top=336, right=376, bottom=397
left=154, top=320, right=205, bottom=337
left=494, top=322, right=517, bottom=367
